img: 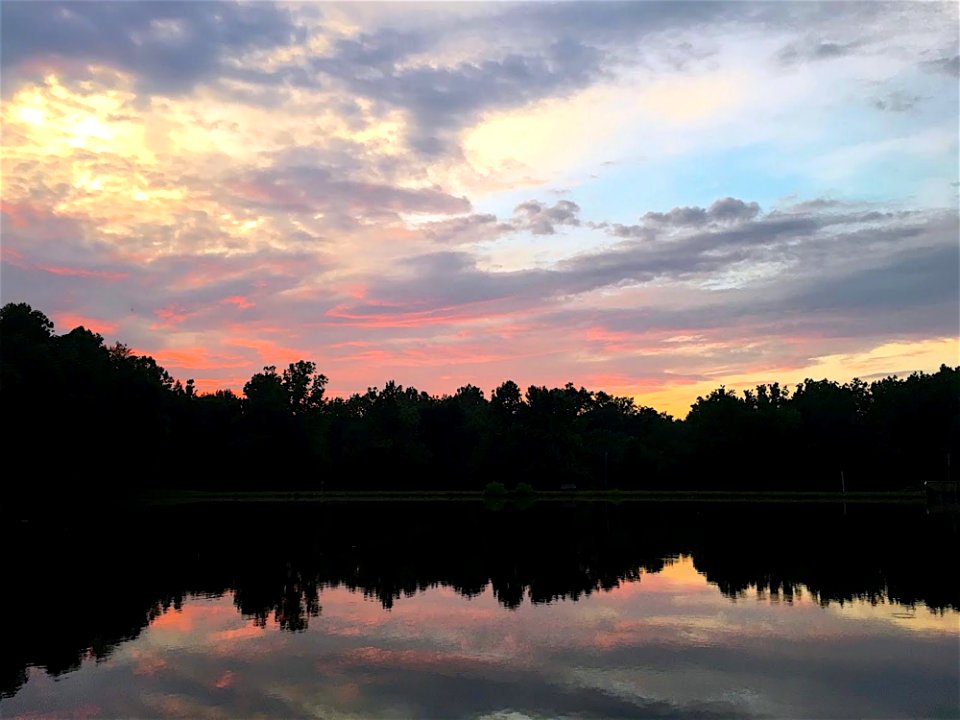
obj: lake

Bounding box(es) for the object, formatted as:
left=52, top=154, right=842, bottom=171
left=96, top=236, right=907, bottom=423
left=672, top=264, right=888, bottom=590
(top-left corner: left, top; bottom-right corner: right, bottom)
left=2, top=501, right=957, bottom=718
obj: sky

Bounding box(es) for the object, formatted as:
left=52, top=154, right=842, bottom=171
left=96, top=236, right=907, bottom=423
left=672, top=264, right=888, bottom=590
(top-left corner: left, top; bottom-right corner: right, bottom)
left=1, top=1, right=958, bottom=416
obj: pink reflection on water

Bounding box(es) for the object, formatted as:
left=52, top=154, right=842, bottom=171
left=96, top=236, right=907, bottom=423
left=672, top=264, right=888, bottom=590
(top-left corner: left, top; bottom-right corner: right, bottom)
left=5, top=555, right=957, bottom=720
left=12, top=707, right=101, bottom=720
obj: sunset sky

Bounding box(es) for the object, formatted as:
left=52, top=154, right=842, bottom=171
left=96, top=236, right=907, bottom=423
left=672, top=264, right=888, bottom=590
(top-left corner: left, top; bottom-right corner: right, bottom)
left=2, top=1, right=957, bottom=416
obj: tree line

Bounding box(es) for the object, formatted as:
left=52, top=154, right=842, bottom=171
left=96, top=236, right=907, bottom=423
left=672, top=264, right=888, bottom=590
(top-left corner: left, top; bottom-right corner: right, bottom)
left=1, top=301, right=957, bottom=497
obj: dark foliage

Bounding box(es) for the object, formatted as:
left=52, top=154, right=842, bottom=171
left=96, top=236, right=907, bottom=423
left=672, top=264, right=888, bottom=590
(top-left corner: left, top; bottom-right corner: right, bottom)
left=2, top=302, right=958, bottom=498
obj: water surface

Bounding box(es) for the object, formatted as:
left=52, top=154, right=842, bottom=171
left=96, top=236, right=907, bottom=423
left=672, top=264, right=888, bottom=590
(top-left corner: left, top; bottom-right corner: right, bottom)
left=2, top=502, right=957, bottom=718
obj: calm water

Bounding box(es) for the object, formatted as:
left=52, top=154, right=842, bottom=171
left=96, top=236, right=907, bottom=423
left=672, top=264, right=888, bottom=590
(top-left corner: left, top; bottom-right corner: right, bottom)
left=2, top=502, right=958, bottom=718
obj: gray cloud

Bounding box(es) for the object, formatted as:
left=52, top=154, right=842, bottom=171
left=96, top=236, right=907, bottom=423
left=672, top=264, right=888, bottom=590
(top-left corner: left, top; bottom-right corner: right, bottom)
left=346, top=200, right=957, bottom=342
left=707, top=197, right=762, bottom=224
left=608, top=198, right=762, bottom=235
left=572, top=240, right=958, bottom=361
left=781, top=241, right=958, bottom=321
left=4, top=0, right=954, bottom=162
left=303, top=2, right=850, bottom=154
left=871, top=92, right=923, bottom=113
left=0, top=1, right=303, bottom=95
left=426, top=196, right=755, bottom=246
left=777, top=38, right=862, bottom=66
left=780, top=198, right=847, bottom=212
left=643, top=206, right=709, bottom=227
left=419, top=199, right=584, bottom=245
left=301, top=2, right=927, bottom=156
left=597, top=223, right=655, bottom=240
left=514, top=200, right=582, bottom=235
left=420, top=214, right=513, bottom=245
left=315, top=36, right=605, bottom=155
left=920, top=54, right=960, bottom=78
left=229, top=164, right=470, bottom=223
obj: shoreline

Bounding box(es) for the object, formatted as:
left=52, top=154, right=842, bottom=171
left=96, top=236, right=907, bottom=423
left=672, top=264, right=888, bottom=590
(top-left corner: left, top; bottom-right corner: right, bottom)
left=139, top=489, right=927, bottom=505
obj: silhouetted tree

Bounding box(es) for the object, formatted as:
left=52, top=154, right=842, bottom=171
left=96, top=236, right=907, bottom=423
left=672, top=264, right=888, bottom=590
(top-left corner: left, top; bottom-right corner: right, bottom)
left=2, top=301, right=958, bottom=498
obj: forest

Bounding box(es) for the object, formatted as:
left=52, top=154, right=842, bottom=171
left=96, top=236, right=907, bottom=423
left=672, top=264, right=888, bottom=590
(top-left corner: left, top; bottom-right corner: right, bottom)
left=1, top=301, right=958, bottom=500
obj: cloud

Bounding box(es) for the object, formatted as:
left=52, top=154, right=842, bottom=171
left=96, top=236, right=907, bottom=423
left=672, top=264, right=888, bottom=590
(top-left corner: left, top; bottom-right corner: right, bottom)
left=871, top=92, right=923, bottom=113
left=513, top=200, right=582, bottom=235
left=316, top=35, right=605, bottom=155
left=229, top=163, right=470, bottom=222
left=604, top=224, right=653, bottom=240
left=920, top=55, right=960, bottom=78
left=1, top=1, right=303, bottom=96
left=2, top=2, right=956, bottom=414
left=777, top=38, right=863, bottom=66
left=606, top=198, right=762, bottom=237
left=413, top=198, right=584, bottom=246
left=706, top=198, right=762, bottom=224
left=329, top=200, right=956, bottom=334
left=418, top=214, right=512, bottom=245
left=642, top=198, right=759, bottom=227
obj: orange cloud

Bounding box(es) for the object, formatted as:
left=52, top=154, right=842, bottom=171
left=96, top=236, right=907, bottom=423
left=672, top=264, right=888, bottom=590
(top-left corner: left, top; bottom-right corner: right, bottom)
left=54, top=313, right=119, bottom=336
left=192, top=376, right=250, bottom=395
left=224, top=332, right=309, bottom=365
left=148, top=601, right=239, bottom=636
left=151, top=608, right=195, bottom=632
left=147, top=347, right=250, bottom=371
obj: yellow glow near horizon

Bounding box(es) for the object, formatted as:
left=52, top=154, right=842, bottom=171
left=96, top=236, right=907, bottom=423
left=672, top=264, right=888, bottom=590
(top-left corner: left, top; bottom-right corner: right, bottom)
left=633, top=337, right=959, bottom=418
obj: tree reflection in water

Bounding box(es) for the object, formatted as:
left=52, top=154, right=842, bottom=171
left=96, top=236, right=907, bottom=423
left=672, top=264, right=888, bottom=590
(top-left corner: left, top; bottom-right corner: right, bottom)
left=1, top=501, right=956, bottom=698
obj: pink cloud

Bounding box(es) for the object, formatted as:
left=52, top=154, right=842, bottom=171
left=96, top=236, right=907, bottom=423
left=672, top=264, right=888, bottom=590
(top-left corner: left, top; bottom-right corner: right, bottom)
left=54, top=313, right=119, bottom=336
left=211, top=626, right=265, bottom=643
left=131, top=649, right=168, bottom=677
left=1, top=201, right=45, bottom=229
left=322, top=300, right=523, bottom=330
left=222, top=295, right=255, bottom=309
left=39, top=265, right=128, bottom=281
left=152, top=305, right=192, bottom=328
left=12, top=705, right=101, bottom=720
left=213, top=670, right=234, bottom=689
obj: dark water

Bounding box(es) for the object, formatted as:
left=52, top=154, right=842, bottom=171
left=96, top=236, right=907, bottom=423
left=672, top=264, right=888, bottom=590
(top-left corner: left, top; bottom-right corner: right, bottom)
left=2, top=501, right=958, bottom=718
